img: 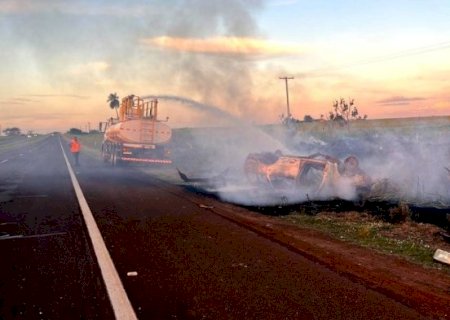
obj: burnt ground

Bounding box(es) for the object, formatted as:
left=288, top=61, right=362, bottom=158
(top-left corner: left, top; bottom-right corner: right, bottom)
left=1, top=135, right=450, bottom=319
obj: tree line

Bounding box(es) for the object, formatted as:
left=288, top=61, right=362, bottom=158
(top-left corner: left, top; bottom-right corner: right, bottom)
left=282, top=98, right=367, bottom=127
left=2, top=127, right=21, bottom=136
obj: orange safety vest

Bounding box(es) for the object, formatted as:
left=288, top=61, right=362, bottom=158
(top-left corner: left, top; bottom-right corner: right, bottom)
left=70, top=139, right=81, bottom=153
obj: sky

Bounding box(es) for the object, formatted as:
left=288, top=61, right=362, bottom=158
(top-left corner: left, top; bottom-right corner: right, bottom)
left=1, top=0, right=450, bottom=133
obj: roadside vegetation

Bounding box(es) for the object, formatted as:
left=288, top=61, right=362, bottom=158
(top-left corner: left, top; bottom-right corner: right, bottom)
left=63, top=132, right=103, bottom=158
left=281, top=210, right=450, bottom=272
left=0, top=134, right=46, bottom=152
left=273, top=114, right=450, bottom=271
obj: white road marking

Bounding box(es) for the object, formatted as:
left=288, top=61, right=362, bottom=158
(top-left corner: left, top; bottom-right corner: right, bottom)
left=0, top=232, right=67, bottom=241
left=59, top=140, right=137, bottom=320
left=15, top=195, right=48, bottom=198
left=0, top=159, right=8, bottom=164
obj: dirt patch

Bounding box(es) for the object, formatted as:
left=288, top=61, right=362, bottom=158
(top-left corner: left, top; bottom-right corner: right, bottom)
left=379, top=220, right=450, bottom=251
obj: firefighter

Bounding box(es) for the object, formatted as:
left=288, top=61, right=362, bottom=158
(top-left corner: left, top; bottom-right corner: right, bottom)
left=70, top=136, right=81, bottom=166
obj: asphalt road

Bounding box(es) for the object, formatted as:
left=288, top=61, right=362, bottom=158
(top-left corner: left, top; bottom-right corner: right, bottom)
left=0, top=136, right=112, bottom=319
left=0, top=135, right=440, bottom=319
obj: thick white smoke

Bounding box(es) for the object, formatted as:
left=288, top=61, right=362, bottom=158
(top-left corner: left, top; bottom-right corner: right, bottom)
left=170, top=116, right=450, bottom=207
left=156, top=0, right=266, bottom=119
left=280, top=122, right=450, bottom=206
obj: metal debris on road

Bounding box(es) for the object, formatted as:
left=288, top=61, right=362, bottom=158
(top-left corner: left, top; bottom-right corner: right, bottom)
left=433, top=249, right=450, bottom=265
left=0, top=232, right=66, bottom=241
left=440, top=231, right=450, bottom=242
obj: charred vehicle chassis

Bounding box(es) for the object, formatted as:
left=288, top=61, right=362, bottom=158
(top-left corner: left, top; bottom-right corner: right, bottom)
left=244, top=152, right=372, bottom=197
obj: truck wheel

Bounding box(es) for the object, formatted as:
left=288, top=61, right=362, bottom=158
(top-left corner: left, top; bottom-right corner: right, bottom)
left=112, top=152, right=122, bottom=167
left=111, top=152, right=116, bottom=166
left=101, top=144, right=109, bottom=163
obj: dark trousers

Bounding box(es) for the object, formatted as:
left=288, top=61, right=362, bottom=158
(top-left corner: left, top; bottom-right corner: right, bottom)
left=72, top=152, right=79, bottom=166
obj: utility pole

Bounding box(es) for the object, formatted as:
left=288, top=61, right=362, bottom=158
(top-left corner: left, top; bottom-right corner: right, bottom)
left=279, top=76, right=294, bottom=118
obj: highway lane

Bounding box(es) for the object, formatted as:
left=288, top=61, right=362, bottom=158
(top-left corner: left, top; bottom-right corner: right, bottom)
left=0, top=135, right=113, bottom=319
left=0, top=135, right=439, bottom=319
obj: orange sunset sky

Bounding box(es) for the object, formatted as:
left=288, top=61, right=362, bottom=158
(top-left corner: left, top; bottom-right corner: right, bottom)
left=1, top=0, right=450, bottom=133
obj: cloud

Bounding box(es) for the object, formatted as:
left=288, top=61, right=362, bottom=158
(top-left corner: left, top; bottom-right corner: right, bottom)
left=0, top=95, right=88, bottom=107
left=0, top=97, right=40, bottom=105
left=68, top=61, right=109, bottom=76
left=0, top=0, right=153, bottom=17
left=267, top=0, right=298, bottom=6
left=65, top=61, right=115, bottom=87
left=24, top=94, right=89, bottom=99
left=13, top=98, right=39, bottom=103
left=0, top=100, right=25, bottom=105
left=141, top=36, right=304, bottom=58
left=0, top=0, right=84, bottom=14
left=376, top=96, right=427, bottom=106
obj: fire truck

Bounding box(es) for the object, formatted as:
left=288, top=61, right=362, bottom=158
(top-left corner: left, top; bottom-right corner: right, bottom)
left=101, top=95, right=172, bottom=166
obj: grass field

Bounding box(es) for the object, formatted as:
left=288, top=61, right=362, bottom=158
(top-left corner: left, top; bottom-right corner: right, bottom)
left=282, top=211, right=449, bottom=271
left=0, top=135, right=47, bottom=152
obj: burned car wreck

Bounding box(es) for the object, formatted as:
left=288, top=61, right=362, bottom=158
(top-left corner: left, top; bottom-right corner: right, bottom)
left=244, top=151, right=372, bottom=199
left=178, top=150, right=372, bottom=201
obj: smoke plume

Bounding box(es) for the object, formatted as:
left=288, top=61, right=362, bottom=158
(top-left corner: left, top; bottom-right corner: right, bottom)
left=156, top=0, right=265, bottom=119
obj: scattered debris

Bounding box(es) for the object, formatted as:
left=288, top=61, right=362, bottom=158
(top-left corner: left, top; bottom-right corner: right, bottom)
left=15, top=194, right=49, bottom=198
left=0, top=232, right=66, bottom=240
left=177, top=168, right=229, bottom=188
left=199, top=204, right=214, bottom=209
left=231, top=262, right=248, bottom=268
left=440, top=231, right=450, bottom=243
left=433, top=249, right=450, bottom=265
left=0, top=233, right=22, bottom=240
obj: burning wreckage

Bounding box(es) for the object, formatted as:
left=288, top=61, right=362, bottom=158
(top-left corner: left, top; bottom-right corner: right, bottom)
left=178, top=149, right=450, bottom=231
left=179, top=150, right=373, bottom=202
left=244, top=151, right=372, bottom=196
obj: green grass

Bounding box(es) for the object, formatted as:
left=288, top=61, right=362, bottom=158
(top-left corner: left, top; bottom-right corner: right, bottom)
left=0, top=135, right=47, bottom=152
left=261, top=115, right=450, bottom=143
left=63, top=133, right=103, bottom=157
left=280, top=213, right=447, bottom=271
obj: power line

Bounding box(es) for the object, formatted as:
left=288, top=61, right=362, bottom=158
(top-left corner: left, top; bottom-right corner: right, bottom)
left=279, top=76, right=294, bottom=117
left=305, top=40, right=450, bottom=76
left=347, top=40, right=450, bottom=66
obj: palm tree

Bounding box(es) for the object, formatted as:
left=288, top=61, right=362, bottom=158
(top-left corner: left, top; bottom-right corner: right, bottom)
left=107, top=93, right=120, bottom=119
